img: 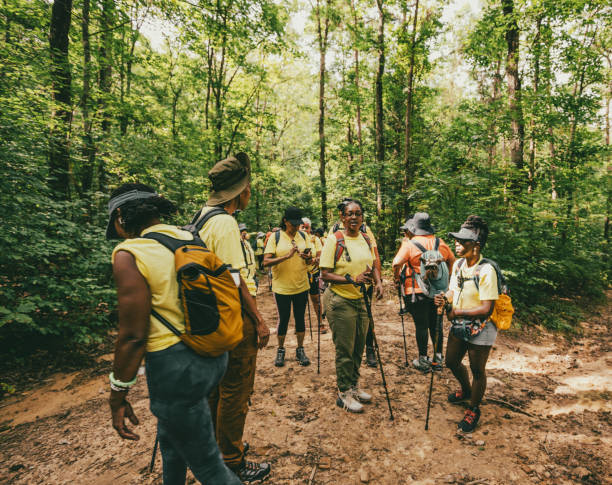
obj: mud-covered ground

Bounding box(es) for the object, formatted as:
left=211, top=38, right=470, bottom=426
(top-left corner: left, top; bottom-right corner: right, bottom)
left=1, top=279, right=610, bottom=485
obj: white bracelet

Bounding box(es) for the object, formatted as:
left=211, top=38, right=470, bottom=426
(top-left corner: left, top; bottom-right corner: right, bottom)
left=110, top=382, right=129, bottom=392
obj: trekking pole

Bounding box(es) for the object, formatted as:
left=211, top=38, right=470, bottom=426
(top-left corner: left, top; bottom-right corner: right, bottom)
left=425, top=300, right=444, bottom=431
left=149, top=434, right=158, bottom=472
left=350, top=277, right=394, bottom=421
left=307, top=295, right=313, bottom=342
left=397, top=284, right=409, bottom=367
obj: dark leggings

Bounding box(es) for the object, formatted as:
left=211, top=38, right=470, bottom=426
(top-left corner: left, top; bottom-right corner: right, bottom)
left=404, top=296, right=443, bottom=356
left=274, top=291, right=308, bottom=336
left=445, top=333, right=492, bottom=408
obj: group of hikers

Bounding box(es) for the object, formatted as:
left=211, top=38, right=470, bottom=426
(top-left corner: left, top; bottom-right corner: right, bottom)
left=106, top=152, right=509, bottom=484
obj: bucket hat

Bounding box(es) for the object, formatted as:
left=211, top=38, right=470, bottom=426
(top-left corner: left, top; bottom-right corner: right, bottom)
left=400, top=212, right=435, bottom=236
left=238, top=223, right=248, bottom=232
left=283, top=206, right=304, bottom=227
left=207, top=152, right=251, bottom=206
left=105, top=189, right=158, bottom=240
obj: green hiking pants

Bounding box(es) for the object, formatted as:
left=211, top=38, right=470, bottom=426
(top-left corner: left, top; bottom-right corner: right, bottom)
left=325, top=289, right=369, bottom=392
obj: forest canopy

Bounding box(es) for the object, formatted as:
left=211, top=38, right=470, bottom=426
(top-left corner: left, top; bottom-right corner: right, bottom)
left=0, top=0, right=610, bottom=357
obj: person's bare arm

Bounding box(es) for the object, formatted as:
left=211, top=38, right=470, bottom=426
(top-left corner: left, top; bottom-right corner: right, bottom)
left=110, top=250, right=150, bottom=441
left=263, top=246, right=297, bottom=268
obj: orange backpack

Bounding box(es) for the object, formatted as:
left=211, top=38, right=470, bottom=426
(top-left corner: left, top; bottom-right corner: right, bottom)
left=144, top=232, right=243, bottom=357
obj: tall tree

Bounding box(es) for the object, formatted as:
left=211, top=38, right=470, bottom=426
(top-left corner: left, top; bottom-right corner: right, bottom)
left=48, top=0, right=73, bottom=198
left=374, top=0, right=385, bottom=217
left=80, top=0, right=95, bottom=194
left=502, top=0, right=525, bottom=190
left=315, top=0, right=331, bottom=228
left=402, top=0, right=419, bottom=216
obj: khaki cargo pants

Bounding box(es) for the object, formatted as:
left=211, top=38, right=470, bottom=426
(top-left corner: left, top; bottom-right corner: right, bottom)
left=208, top=309, right=258, bottom=469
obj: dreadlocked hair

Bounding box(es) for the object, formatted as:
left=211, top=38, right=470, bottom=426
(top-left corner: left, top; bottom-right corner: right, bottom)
left=110, top=183, right=177, bottom=236
left=462, top=215, right=489, bottom=248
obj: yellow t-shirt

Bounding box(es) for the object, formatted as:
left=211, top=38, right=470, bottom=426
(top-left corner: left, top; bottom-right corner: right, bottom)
left=240, top=238, right=257, bottom=297
left=196, top=206, right=245, bottom=273
left=264, top=230, right=313, bottom=295
left=449, top=257, right=499, bottom=310
left=319, top=231, right=374, bottom=300
left=327, top=222, right=378, bottom=248
left=307, top=233, right=323, bottom=274
left=255, top=238, right=265, bottom=256
left=111, top=224, right=191, bottom=353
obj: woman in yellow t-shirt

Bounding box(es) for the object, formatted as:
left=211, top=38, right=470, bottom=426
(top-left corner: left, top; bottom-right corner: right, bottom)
left=320, top=200, right=383, bottom=413
left=263, top=206, right=314, bottom=367
left=434, top=215, right=499, bottom=434
left=106, top=183, right=241, bottom=485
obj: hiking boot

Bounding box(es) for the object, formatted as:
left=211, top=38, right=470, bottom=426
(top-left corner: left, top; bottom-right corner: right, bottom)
left=458, top=406, right=481, bottom=433
left=234, top=459, right=271, bottom=483
left=412, top=355, right=431, bottom=372
left=243, top=441, right=250, bottom=455
left=274, top=348, right=285, bottom=367
left=447, top=390, right=471, bottom=404
left=336, top=390, right=364, bottom=413
left=365, top=346, right=377, bottom=367
left=431, top=353, right=443, bottom=372
left=351, top=387, right=372, bottom=403
left=296, top=347, right=310, bottom=366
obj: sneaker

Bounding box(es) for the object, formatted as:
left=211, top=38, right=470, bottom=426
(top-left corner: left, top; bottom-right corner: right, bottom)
left=431, top=353, right=443, bottom=372
left=447, top=390, right=471, bottom=404
left=458, top=406, right=481, bottom=433
left=351, top=387, right=372, bottom=403
left=365, top=346, right=377, bottom=368
left=296, top=347, right=310, bottom=366
left=235, top=459, right=271, bottom=483
left=274, top=348, right=285, bottom=367
left=412, top=355, right=431, bottom=372
left=336, top=390, right=364, bottom=413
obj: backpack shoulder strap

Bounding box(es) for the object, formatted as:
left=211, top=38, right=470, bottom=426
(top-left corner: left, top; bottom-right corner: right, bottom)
left=275, top=229, right=281, bottom=246
left=411, top=240, right=428, bottom=253
left=298, top=230, right=306, bottom=242
left=332, top=222, right=340, bottom=232
left=478, top=258, right=504, bottom=294
left=193, top=207, right=227, bottom=233
left=361, top=232, right=372, bottom=250
left=143, top=232, right=195, bottom=253
left=434, top=237, right=440, bottom=251
left=190, top=208, right=202, bottom=225
left=333, top=230, right=346, bottom=264
left=360, top=223, right=367, bottom=234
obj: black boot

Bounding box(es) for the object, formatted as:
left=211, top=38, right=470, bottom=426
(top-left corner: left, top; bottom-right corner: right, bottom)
left=234, top=460, right=271, bottom=483
left=366, top=346, right=377, bottom=368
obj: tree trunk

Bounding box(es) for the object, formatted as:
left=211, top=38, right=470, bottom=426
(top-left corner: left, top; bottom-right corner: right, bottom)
left=403, top=0, right=419, bottom=217
left=49, top=0, right=73, bottom=199
left=528, top=16, right=542, bottom=194
left=502, top=0, right=525, bottom=191
left=316, top=0, right=330, bottom=228
left=80, top=0, right=96, bottom=193
left=349, top=0, right=363, bottom=164
left=98, top=0, right=114, bottom=190
left=374, top=0, right=385, bottom=217
left=488, top=58, right=502, bottom=165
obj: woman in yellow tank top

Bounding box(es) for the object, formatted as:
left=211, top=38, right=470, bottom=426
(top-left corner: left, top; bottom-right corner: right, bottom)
left=106, top=183, right=241, bottom=485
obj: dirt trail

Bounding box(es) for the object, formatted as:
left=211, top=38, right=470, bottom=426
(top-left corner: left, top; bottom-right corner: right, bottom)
left=1, top=281, right=610, bottom=485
